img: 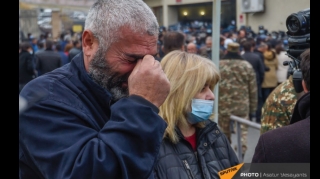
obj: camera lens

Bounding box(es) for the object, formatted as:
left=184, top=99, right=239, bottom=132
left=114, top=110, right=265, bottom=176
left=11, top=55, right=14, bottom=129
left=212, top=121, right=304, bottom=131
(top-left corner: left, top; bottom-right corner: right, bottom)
left=286, top=13, right=307, bottom=34
left=287, top=16, right=300, bottom=33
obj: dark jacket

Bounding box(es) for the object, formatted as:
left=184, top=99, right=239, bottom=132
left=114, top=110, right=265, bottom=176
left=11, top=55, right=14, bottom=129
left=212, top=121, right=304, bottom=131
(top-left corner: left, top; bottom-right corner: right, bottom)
left=68, top=47, right=81, bottom=61
left=251, top=92, right=310, bottom=163
left=19, top=52, right=167, bottom=179
left=242, top=51, right=265, bottom=86
left=19, top=50, right=36, bottom=91
left=153, top=120, right=239, bottom=179
left=35, top=49, right=62, bottom=76
left=58, top=51, right=69, bottom=65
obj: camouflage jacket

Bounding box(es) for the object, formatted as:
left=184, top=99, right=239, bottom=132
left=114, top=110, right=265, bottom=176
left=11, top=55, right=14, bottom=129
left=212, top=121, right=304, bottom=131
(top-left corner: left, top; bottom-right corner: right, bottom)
left=260, top=76, right=297, bottom=134
left=218, top=59, right=258, bottom=117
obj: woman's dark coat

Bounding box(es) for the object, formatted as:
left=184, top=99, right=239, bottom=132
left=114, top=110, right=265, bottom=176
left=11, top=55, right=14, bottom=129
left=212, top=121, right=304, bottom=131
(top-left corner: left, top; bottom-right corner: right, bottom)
left=154, top=120, right=239, bottom=179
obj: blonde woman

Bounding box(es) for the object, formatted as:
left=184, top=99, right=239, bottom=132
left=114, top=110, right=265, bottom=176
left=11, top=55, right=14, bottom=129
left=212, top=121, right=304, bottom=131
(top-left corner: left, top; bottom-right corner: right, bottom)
left=154, top=50, right=239, bottom=179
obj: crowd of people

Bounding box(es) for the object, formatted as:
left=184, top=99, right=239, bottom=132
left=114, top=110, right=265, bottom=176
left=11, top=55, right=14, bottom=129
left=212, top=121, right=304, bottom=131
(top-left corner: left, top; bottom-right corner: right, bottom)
left=19, top=0, right=309, bottom=178
left=19, top=30, right=83, bottom=93
left=157, top=23, right=293, bottom=124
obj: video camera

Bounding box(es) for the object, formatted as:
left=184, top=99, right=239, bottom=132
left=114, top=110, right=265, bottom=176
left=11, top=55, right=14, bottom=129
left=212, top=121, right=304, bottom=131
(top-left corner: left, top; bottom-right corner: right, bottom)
left=284, top=8, right=310, bottom=93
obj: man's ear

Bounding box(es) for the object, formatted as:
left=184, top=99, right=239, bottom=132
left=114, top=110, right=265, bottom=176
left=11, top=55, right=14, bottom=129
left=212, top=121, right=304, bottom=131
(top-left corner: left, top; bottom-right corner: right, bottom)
left=82, top=30, right=96, bottom=56
left=302, top=80, right=308, bottom=93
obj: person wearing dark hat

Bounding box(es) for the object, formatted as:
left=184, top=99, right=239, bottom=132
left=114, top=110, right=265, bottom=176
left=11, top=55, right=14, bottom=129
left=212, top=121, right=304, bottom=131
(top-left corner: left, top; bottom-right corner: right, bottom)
left=218, top=42, right=258, bottom=160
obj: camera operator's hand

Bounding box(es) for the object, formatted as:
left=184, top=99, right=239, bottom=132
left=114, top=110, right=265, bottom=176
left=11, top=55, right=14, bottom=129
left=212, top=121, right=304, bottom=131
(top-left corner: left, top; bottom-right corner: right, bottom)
left=128, top=55, right=170, bottom=108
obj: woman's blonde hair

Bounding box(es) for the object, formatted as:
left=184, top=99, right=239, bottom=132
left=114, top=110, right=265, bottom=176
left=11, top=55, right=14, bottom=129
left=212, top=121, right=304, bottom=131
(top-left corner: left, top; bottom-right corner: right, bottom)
left=159, top=50, right=220, bottom=144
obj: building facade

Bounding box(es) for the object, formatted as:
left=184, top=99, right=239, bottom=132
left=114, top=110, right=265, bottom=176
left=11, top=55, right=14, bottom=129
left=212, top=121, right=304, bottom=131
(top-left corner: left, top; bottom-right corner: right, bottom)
left=20, top=0, right=95, bottom=11
left=20, top=0, right=310, bottom=34
left=235, top=0, right=310, bottom=33
left=144, top=0, right=310, bottom=33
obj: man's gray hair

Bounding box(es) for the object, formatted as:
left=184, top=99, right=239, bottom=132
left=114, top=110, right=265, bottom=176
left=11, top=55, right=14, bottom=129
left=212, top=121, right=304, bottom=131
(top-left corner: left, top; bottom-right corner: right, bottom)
left=84, top=0, right=159, bottom=51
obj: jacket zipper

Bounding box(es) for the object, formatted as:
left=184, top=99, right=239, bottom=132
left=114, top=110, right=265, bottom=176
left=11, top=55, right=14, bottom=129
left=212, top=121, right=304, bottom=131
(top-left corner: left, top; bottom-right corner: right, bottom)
left=194, top=151, right=198, bottom=162
left=182, top=160, right=195, bottom=179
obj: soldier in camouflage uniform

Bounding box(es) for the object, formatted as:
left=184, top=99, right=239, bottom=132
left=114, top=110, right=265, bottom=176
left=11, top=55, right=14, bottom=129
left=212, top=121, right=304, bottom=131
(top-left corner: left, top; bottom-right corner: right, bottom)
left=260, top=75, right=300, bottom=134
left=218, top=42, right=258, bottom=157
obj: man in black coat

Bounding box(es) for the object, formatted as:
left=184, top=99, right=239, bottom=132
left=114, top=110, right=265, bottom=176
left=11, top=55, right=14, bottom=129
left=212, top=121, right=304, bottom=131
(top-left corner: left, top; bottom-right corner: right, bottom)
left=246, top=37, right=270, bottom=72
left=251, top=48, right=310, bottom=163
left=35, top=39, right=62, bottom=76
left=242, top=40, right=265, bottom=123
left=19, top=42, right=37, bottom=93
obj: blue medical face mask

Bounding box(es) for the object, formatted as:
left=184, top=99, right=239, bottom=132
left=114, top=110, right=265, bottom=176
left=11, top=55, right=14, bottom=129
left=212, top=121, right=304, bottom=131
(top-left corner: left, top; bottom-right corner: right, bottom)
left=187, top=99, right=214, bottom=124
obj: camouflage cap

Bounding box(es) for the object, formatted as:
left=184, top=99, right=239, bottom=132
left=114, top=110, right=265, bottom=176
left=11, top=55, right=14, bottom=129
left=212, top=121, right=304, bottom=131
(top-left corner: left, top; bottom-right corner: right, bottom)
left=227, top=42, right=240, bottom=53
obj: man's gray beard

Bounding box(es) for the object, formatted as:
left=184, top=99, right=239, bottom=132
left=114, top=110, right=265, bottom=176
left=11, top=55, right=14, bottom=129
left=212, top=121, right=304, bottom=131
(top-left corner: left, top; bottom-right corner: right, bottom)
left=88, top=47, right=129, bottom=102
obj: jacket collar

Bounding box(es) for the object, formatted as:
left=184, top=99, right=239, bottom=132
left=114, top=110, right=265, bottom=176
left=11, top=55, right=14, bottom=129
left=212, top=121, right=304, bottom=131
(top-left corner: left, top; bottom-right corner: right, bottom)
left=197, top=120, right=221, bottom=154
left=290, top=92, right=310, bottom=124
left=71, top=52, right=113, bottom=107
left=175, top=120, right=220, bottom=154
left=175, top=120, right=218, bottom=138
left=221, top=52, right=244, bottom=60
